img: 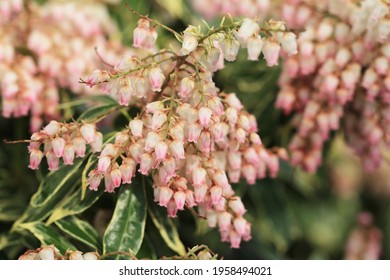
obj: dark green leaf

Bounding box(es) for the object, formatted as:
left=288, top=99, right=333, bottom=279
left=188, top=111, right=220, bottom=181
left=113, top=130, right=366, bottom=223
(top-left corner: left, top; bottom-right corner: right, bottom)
left=18, top=222, right=75, bottom=254
left=55, top=216, right=101, bottom=251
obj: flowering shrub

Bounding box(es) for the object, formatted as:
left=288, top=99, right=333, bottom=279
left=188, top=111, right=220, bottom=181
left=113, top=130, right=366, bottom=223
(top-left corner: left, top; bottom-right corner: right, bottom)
left=1, top=0, right=390, bottom=260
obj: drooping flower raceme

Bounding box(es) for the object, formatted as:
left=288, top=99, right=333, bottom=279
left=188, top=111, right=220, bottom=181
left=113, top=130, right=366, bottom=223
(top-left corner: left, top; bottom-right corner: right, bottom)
left=0, top=0, right=125, bottom=131
left=276, top=0, right=390, bottom=172
left=78, top=14, right=295, bottom=248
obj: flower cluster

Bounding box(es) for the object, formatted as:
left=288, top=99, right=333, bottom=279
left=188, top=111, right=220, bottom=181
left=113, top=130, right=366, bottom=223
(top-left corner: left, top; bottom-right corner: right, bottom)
left=344, top=212, right=382, bottom=260
left=276, top=0, right=390, bottom=172
left=191, top=0, right=270, bottom=20
left=28, top=120, right=102, bottom=171
left=82, top=12, right=294, bottom=247
left=0, top=0, right=124, bottom=131
left=18, top=245, right=99, bottom=260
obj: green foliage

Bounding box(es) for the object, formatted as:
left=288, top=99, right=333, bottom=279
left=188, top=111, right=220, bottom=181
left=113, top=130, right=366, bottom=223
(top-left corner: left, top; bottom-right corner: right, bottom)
left=103, top=180, right=146, bottom=259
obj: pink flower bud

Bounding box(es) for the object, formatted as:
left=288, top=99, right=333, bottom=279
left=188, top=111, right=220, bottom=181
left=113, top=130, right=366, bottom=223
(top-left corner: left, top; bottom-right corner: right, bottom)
left=43, top=120, right=60, bottom=136
left=154, top=141, right=168, bottom=161
left=222, top=38, right=240, bottom=61
left=185, top=189, right=196, bottom=207
left=129, top=142, right=143, bottom=162
left=236, top=18, right=260, bottom=43
left=46, top=151, right=59, bottom=171
left=178, top=76, right=195, bottom=98
left=134, top=76, right=148, bottom=98
left=38, top=247, right=55, bottom=260
left=210, top=185, right=222, bottom=205
left=280, top=32, right=297, bottom=55
left=159, top=187, right=173, bottom=207
left=52, top=137, right=66, bottom=158
left=207, top=210, right=218, bottom=228
left=316, top=20, right=333, bottom=41
left=198, top=107, right=213, bottom=127
left=263, top=40, right=281, bottom=66
left=149, top=67, right=165, bottom=92
left=151, top=111, right=167, bottom=131
left=182, top=34, right=198, bottom=55
left=72, top=137, right=86, bottom=158
left=218, top=211, right=232, bottom=232
left=133, top=26, right=148, bottom=48
left=63, top=144, right=75, bottom=165
left=235, top=128, right=246, bottom=144
left=97, top=156, right=111, bottom=173
left=167, top=199, right=178, bottom=217
left=88, top=171, right=101, bottom=191
left=119, top=86, right=132, bottom=106
left=129, top=119, right=143, bottom=138
left=228, top=151, right=242, bottom=170
left=192, top=167, right=207, bottom=187
left=139, top=153, right=153, bottom=175
left=28, top=31, right=51, bottom=55
left=210, top=122, right=224, bottom=142
left=120, top=158, right=135, bottom=184
left=101, top=144, right=118, bottom=157
left=104, top=174, right=115, bottom=193
left=174, top=190, right=186, bottom=210
left=197, top=131, right=211, bottom=154
left=229, top=196, right=246, bottom=216
left=169, top=140, right=185, bottom=160
left=226, top=107, right=238, bottom=123
left=145, top=132, right=162, bottom=151
left=146, top=101, right=164, bottom=113
left=225, top=94, right=243, bottom=110
left=247, top=35, right=263, bottom=61
left=242, top=164, right=256, bottom=184
left=233, top=217, right=247, bottom=236
left=29, top=149, right=43, bottom=170
left=230, top=230, right=242, bottom=248
left=80, top=123, right=96, bottom=144
left=244, top=147, right=260, bottom=165
left=91, top=132, right=103, bottom=153
left=194, top=184, right=208, bottom=203
left=213, top=169, right=230, bottom=189
left=187, top=123, right=202, bottom=143
left=110, top=167, right=122, bottom=188
left=207, top=97, right=224, bottom=117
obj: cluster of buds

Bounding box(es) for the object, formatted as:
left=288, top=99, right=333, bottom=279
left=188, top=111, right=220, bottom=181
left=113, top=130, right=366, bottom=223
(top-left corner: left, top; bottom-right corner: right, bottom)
left=344, top=212, right=382, bottom=260
left=28, top=120, right=102, bottom=171
left=191, top=0, right=270, bottom=20
left=18, top=245, right=99, bottom=260
left=83, top=13, right=292, bottom=248
left=0, top=0, right=125, bottom=131
left=133, top=18, right=158, bottom=50
left=275, top=0, right=390, bottom=172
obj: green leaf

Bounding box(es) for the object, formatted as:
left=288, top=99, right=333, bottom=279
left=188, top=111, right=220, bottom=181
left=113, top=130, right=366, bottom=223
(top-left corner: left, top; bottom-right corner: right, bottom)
left=0, top=199, right=24, bottom=221
left=12, top=160, right=84, bottom=229
left=55, top=216, right=101, bottom=251
left=77, top=103, right=119, bottom=122
left=146, top=182, right=185, bottom=255
left=31, top=160, right=84, bottom=207
left=18, top=222, right=75, bottom=254
left=46, top=186, right=104, bottom=225
left=46, top=133, right=116, bottom=224
left=103, top=182, right=146, bottom=259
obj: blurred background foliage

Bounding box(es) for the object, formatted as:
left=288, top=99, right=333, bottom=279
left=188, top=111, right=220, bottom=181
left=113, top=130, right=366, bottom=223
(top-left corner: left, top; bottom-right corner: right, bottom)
left=1, top=0, right=389, bottom=260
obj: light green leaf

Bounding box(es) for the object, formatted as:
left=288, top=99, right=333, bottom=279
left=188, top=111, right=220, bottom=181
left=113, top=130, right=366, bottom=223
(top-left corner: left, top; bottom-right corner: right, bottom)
left=103, top=182, right=146, bottom=259
left=18, top=222, right=75, bottom=254
left=55, top=216, right=101, bottom=251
